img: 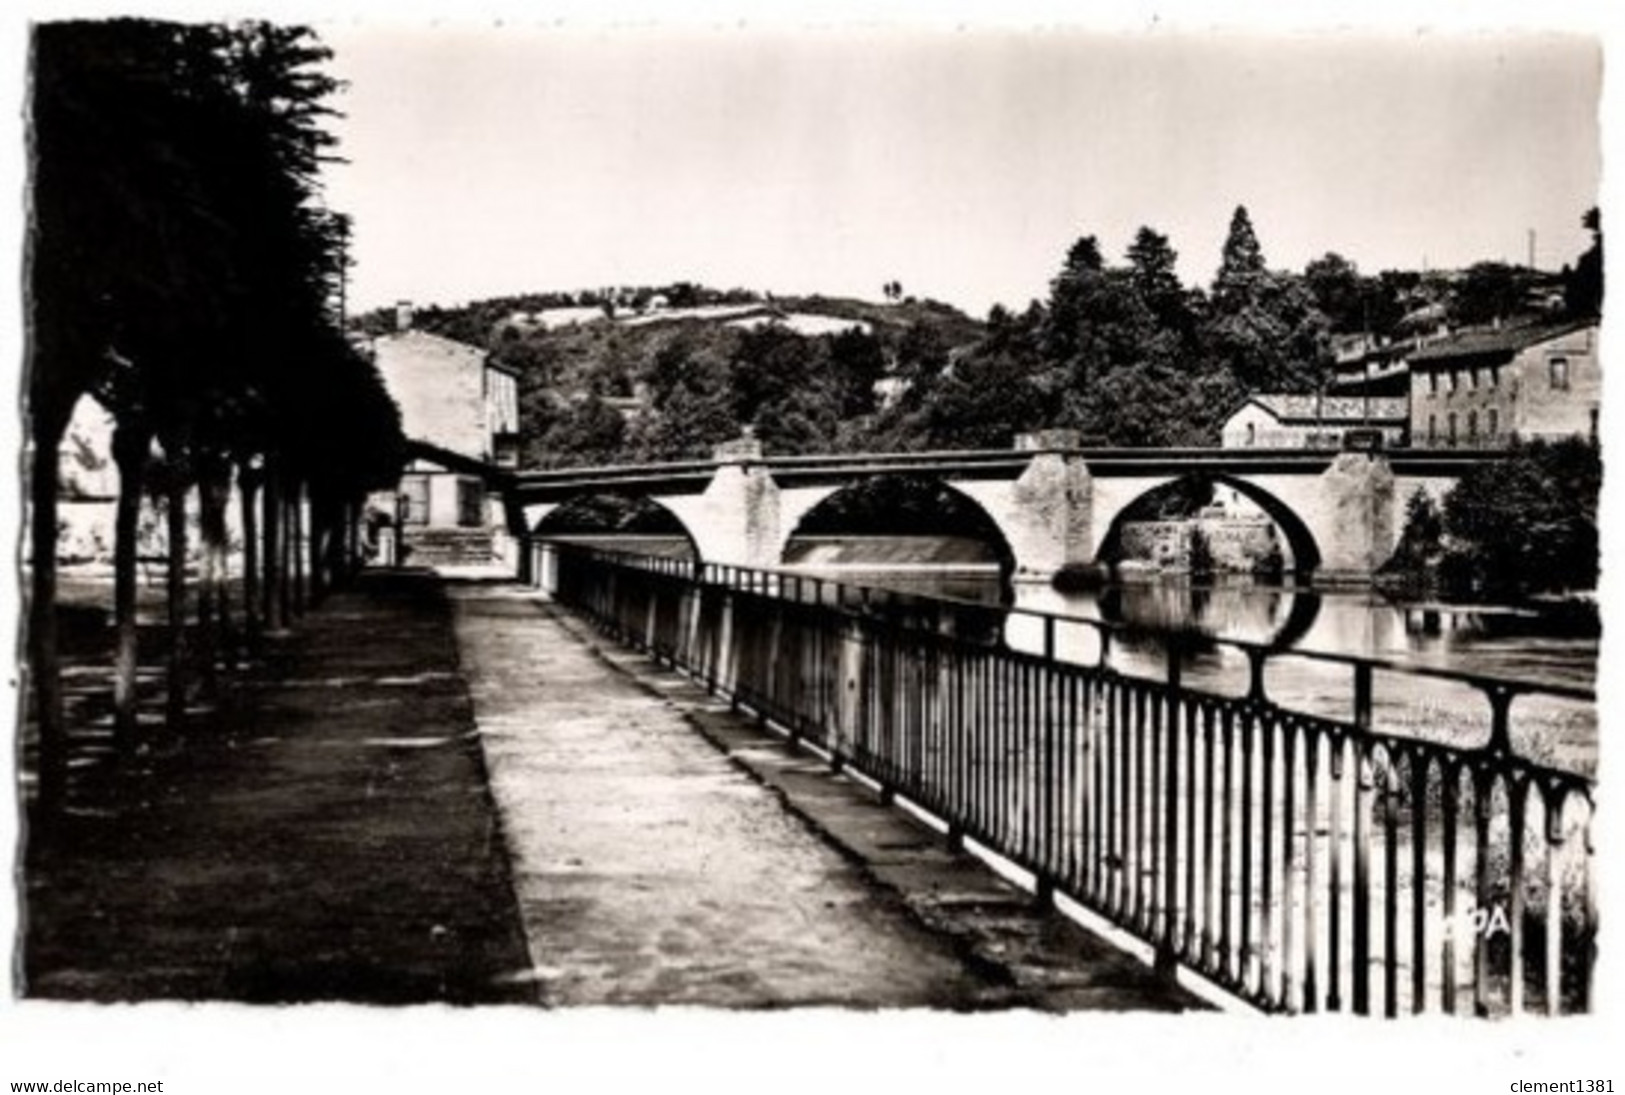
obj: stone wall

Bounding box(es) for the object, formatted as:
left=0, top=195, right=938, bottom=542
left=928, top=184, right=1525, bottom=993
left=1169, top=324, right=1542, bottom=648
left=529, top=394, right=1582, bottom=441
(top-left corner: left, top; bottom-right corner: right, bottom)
left=1118, top=517, right=1279, bottom=573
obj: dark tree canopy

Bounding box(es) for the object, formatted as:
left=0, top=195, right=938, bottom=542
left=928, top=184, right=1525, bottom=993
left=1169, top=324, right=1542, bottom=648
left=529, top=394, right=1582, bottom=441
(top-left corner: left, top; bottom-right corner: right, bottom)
left=1565, top=207, right=1603, bottom=318
left=1442, top=439, right=1600, bottom=597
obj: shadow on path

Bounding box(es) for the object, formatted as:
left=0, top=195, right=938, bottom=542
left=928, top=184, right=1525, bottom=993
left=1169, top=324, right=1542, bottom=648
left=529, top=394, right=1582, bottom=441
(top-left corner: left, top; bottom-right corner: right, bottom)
left=21, top=571, right=536, bottom=1004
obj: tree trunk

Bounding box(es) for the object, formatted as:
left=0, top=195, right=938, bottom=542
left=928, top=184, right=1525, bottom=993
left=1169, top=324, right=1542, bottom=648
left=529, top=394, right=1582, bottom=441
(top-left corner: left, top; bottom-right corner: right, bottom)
left=111, top=418, right=152, bottom=750
left=163, top=444, right=192, bottom=732
left=196, top=451, right=232, bottom=701
left=348, top=499, right=363, bottom=580
left=28, top=411, right=68, bottom=814
left=278, top=475, right=293, bottom=623
left=307, top=488, right=327, bottom=605
left=282, top=478, right=298, bottom=620
left=239, top=459, right=261, bottom=649
left=263, top=462, right=283, bottom=632
left=293, top=480, right=308, bottom=614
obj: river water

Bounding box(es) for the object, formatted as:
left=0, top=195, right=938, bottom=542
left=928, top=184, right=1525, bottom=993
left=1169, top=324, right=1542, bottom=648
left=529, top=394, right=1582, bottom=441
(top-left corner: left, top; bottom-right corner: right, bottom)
left=790, top=568, right=1599, bottom=773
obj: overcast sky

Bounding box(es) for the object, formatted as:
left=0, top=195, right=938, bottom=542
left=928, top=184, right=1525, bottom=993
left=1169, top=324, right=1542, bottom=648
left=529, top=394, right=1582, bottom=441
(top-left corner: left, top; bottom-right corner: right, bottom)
left=319, top=26, right=1601, bottom=317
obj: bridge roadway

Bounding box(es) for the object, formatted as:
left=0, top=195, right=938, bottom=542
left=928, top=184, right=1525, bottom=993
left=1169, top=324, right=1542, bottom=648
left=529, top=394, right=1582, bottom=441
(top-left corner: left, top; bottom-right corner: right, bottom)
left=505, top=445, right=1493, bottom=501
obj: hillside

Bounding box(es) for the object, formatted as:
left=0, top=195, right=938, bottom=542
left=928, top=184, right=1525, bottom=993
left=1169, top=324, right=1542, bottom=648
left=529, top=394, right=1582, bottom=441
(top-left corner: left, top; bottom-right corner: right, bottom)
left=349, top=207, right=1601, bottom=469
left=355, top=283, right=988, bottom=468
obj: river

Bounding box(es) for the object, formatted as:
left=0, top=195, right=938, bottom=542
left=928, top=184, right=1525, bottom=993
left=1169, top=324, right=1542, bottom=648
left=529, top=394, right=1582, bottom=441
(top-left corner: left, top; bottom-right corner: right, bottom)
left=788, top=568, right=1599, bottom=774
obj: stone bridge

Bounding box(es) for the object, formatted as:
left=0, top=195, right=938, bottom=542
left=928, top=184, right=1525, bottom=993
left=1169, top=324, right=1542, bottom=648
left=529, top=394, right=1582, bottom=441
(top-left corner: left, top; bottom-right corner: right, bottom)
left=508, top=432, right=1491, bottom=582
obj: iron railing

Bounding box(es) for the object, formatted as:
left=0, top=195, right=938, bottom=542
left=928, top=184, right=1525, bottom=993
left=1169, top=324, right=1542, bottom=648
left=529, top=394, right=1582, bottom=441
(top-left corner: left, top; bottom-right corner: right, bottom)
left=543, top=544, right=1597, bottom=1017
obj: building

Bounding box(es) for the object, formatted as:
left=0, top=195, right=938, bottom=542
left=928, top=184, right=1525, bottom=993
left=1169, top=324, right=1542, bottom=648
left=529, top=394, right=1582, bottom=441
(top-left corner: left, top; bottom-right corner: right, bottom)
left=368, top=303, right=519, bottom=568
left=1406, top=320, right=1599, bottom=449
left=1220, top=393, right=1410, bottom=449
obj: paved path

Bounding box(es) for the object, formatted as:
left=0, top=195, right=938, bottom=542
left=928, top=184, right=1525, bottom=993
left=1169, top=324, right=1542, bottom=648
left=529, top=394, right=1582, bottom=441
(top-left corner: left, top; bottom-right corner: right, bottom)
left=23, top=572, right=536, bottom=1003
left=451, top=583, right=993, bottom=1007
left=24, top=571, right=1200, bottom=1010
left=449, top=581, right=1202, bottom=1011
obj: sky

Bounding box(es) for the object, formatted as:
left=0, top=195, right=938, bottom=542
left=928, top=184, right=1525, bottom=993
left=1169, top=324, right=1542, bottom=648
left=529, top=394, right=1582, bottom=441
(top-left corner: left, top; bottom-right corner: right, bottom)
left=320, top=25, right=1603, bottom=318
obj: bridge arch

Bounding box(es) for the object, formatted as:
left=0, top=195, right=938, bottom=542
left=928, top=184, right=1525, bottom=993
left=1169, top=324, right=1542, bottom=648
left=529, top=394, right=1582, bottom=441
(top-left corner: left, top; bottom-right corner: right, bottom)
left=529, top=492, right=701, bottom=561
left=778, top=474, right=1017, bottom=584
left=1094, top=473, right=1324, bottom=577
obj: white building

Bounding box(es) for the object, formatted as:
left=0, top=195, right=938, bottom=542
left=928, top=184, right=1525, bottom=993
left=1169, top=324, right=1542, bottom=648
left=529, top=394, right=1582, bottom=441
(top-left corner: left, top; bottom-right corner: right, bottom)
left=368, top=304, right=520, bottom=568
left=1221, top=394, right=1410, bottom=449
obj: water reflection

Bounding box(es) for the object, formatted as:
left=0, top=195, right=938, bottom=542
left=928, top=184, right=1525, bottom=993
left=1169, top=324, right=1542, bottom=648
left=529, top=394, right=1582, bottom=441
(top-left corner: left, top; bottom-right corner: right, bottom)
left=793, top=566, right=1598, bottom=760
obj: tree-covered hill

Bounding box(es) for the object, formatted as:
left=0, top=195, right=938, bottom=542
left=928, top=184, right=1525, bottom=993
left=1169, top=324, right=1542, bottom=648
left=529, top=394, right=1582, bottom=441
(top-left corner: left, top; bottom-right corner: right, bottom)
left=352, top=205, right=1601, bottom=468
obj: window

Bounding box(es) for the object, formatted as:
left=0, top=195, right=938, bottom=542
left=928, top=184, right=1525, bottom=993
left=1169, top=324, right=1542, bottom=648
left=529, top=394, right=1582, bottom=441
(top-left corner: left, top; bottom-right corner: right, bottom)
left=1447, top=412, right=1458, bottom=446
left=1449, top=369, right=1459, bottom=392
left=1428, top=414, right=1437, bottom=444
left=1490, top=364, right=1501, bottom=388
left=457, top=478, right=485, bottom=528
left=1468, top=411, right=1478, bottom=442
left=1429, top=371, right=1440, bottom=395
left=1487, top=408, right=1498, bottom=438
left=1245, top=422, right=1256, bottom=446
left=1550, top=357, right=1570, bottom=390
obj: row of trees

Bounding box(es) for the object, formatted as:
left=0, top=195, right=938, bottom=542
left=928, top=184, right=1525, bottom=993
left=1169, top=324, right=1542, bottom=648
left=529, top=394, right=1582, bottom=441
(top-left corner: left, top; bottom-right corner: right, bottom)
left=28, top=21, right=404, bottom=815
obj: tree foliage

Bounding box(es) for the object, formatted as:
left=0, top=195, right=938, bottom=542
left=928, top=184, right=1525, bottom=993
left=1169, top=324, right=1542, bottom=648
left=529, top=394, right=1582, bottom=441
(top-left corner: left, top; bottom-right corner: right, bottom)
left=1565, top=207, right=1603, bottom=318
left=1442, top=439, right=1600, bottom=597
left=27, top=20, right=402, bottom=798
left=425, top=203, right=1600, bottom=469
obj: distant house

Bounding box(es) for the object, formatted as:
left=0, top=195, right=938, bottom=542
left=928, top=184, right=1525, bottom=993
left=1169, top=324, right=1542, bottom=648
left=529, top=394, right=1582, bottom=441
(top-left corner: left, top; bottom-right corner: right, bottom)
left=367, top=303, right=519, bottom=568
left=1406, top=320, right=1599, bottom=449
left=1220, top=393, right=1410, bottom=449
left=1326, top=333, right=1413, bottom=397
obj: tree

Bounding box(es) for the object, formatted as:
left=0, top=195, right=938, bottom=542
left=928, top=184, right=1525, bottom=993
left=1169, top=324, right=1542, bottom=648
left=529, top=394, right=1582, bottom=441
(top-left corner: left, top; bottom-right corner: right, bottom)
left=916, top=346, right=1048, bottom=449
left=826, top=328, right=887, bottom=419
left=1205, top=207, right=1331, bottom=394
left=1188, top=525, right=1214, bottom=577
left=1213, top=205, right=1267, bottom=307
left=1126, top=226, right=1193, bottom=338
left=542, top=396, right=628, bottom=467
left=1442, top=439, right=1600, bottom=597
left=1382, top=486, right=1444, bottom=579
left=1565, top=207, right=1603, bottom=318
left=1304, top=252, right=1366, bottom=334
left=1450, top=262, right=1529, bottom=327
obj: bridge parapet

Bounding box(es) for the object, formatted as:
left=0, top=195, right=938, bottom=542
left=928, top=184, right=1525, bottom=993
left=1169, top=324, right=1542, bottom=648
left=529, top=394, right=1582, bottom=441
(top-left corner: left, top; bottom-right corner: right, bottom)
left=519, top=437, right=1493, bottom=581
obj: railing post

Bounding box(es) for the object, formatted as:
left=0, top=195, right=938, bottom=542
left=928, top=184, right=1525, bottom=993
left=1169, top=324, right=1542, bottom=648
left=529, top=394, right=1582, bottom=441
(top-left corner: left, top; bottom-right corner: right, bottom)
left=1156, top=634, right=1184, bottom=979
left=1248, top=648, right=1268, bottom=704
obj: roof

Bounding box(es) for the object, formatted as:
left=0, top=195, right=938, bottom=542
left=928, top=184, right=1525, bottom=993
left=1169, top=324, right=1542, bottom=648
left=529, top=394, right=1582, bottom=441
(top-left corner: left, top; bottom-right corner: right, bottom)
left=1406, top=320, right=1595, bottom=365
left=1246, top=394, right=1410, bottom=423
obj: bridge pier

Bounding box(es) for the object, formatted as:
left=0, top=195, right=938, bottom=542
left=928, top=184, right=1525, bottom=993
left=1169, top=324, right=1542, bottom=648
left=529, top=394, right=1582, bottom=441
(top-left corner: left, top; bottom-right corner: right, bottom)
left=1311, top=453, right=1398, bottom=583
left=1009, top=431, right=1094, bottom=579
left=662, top=435, right=783, bottom=570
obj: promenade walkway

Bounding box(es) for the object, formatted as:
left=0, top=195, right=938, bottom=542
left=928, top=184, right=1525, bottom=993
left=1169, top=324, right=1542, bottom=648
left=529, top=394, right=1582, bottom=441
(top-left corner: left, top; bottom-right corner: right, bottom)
left=450, top=581, right=1201, bottom=1011
left=22, top=570, right=1201, bottom=1010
